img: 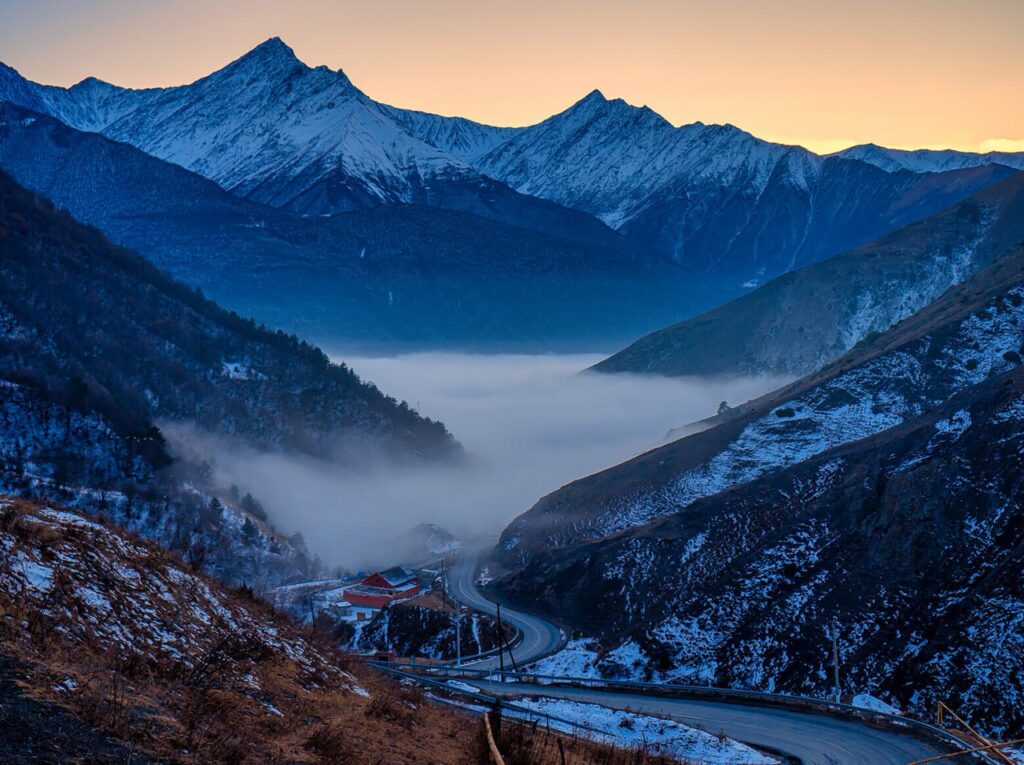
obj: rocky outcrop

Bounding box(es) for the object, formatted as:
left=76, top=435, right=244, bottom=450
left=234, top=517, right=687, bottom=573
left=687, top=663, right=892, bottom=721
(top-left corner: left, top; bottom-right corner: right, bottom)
left=357, top=597, right=508, bottom=660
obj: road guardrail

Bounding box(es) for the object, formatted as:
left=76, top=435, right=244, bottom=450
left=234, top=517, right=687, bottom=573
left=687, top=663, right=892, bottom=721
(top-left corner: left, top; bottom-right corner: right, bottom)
left=384, top=663, right=998, bottom=763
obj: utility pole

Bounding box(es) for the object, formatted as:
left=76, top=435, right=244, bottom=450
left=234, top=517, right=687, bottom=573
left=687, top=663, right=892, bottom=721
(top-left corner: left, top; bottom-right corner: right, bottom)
left=455, top=606, right=462, bottom=667
left=439, top=557, right=447, bottom=610
left=497, top=603, right=504, bottom=674
left=830, top=619, right=842, bottom=703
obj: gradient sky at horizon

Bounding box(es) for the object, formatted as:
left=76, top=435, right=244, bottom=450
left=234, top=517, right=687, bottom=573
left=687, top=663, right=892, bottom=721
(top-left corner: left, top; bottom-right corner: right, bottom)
left=1, top=0, right=1021, bottom=154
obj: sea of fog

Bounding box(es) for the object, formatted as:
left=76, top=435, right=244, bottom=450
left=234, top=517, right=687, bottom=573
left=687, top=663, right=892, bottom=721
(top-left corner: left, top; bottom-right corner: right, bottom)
left=171, top=353, right=784, bottom=569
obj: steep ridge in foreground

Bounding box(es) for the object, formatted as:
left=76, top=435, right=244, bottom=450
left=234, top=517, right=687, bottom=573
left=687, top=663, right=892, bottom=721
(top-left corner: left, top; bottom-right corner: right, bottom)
left=494, top=366, right=1024, bottom=737
left=594, top=170, right=1024, bottom=378
left=1, top=498, right=716, bottom=764
left=0, top=497, right=480, bottom=763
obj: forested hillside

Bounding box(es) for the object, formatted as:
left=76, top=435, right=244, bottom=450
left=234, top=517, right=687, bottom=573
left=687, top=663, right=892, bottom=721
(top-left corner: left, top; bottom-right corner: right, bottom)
left=0, top=170, right=455, bottom=586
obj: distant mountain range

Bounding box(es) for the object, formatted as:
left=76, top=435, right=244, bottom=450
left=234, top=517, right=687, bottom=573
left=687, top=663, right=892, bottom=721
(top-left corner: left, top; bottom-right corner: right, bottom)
left=2, top=37, right=1023, bottom=349
left=835, top=143, right=1024, bottom=174
left=493, top=244, right=1024, bottom=733
left=0, top=102, right=693, bottom=349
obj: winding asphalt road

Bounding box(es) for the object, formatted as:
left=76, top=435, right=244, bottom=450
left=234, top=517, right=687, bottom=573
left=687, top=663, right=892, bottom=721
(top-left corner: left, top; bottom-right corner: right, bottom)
left=445, top=547, right=957, bottom=765
left=472, top=682, right=952, bottom=765
left=447, top=545, right=564, bottom=669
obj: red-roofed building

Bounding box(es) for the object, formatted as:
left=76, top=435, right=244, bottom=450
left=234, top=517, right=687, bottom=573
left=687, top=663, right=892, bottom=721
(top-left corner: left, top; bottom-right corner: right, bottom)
left=343, top=566, right=420, bottom=608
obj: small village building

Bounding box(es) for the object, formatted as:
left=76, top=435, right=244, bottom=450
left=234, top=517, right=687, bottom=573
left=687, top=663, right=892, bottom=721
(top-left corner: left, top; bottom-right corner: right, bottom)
left=343, top=565, right=420, bottom=608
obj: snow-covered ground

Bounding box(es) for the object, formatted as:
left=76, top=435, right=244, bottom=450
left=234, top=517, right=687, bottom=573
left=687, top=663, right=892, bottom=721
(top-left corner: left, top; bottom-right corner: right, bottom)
left=507, top=696, right=777, bottom=764
left=528, top=639, right=605, bottom=678
left=850, top=694, right=901, bottom=715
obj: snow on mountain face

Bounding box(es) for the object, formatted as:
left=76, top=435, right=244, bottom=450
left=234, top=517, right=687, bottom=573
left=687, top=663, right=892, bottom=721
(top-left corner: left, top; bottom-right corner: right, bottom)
left=500, top=368, right=1024, bottom=735
left=471, top=90, right=1016, bottom=283
left=98, top=38, right=479, bottom=211
left=0, top=63, right=164, bottom=132
left=594, top=170, right=1024, bottom=379
left=476, top=89, right=800, bottom=229
left=2, top=37, right=1018, bottom=283
left=838, top=143, right=1024, bottom=174
left=381, top=104, right=517, bottom=163
left=1, top=38, right=483, bottom=213
left=495, top=257, right=1024, bottom=734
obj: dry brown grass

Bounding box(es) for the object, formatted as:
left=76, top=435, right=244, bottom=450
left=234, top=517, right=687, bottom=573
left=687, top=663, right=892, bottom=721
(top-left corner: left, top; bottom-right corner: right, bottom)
left=481, top=715, right=689, bottom=765
left=1, top=496, right=690, bottom=764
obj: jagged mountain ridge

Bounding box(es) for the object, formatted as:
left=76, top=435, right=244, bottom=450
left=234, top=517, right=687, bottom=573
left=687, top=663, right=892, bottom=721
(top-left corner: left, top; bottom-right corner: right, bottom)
left=1, top=39, right=469, bottom=209
left=475, top=90, right=1021, bottom=282
left=0, top=102, right=698, bottom=350
left=594, top=170, right=1024, bottom=378
left=0, top=38, right=616, bottom=247
left=2, top=38, right=1020, bottom=292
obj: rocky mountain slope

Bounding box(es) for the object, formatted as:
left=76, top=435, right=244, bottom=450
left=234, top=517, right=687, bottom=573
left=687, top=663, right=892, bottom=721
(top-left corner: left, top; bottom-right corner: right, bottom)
left=0, top=102, right=696, bottom=349
left=0, top=167, right=454, bottom=459
left=498, top=242, right=1024, bottom=561
left=493, top=251, right=1024, bottom=736
left=594, top=170, right=1024, bottom=378
left=496, top=366, right=1024, bottom=736
left=1, top=496, right=707, bottom=764
left=0, top=497, right=485, bottom=763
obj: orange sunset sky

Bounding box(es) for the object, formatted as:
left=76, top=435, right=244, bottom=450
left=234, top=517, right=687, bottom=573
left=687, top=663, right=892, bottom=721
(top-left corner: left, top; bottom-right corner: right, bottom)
left=1, top=0, right=1021, bottom=155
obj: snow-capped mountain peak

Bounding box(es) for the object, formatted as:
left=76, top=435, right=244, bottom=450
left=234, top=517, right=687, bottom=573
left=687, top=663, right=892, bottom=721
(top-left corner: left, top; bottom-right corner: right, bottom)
left=475, top=87, right=800, bottom=228
left=10, top=38, right=479, bottom=212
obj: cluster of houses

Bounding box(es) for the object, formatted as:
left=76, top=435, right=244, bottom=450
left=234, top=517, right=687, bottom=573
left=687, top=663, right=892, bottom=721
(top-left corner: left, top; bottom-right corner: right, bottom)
left=317, top=565, right=424, bottom=623
left=343, top=565, right=421, bottom=608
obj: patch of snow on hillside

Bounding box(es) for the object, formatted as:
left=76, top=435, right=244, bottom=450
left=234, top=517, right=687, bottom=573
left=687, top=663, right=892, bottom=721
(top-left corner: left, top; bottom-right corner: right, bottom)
left=527, top=639, right=603, bottom=678
left=851, top=693, right=901, bottom=715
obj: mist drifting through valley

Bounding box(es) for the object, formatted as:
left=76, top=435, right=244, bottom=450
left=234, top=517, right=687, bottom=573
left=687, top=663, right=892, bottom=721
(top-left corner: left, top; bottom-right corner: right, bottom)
left=168, top=353, right=785, bottom=570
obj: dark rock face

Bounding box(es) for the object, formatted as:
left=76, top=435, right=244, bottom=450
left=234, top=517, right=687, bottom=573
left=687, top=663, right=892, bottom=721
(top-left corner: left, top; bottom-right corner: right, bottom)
left=357, top=600, right=507, bottom=660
